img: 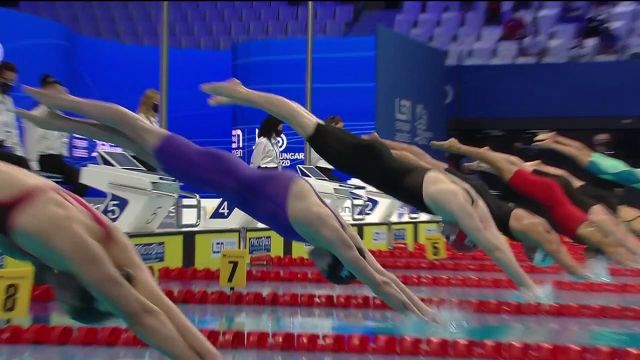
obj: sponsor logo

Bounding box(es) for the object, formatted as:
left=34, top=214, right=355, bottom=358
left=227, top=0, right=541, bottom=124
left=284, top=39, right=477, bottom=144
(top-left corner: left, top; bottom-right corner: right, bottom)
left=248, top=236, right=272, bottom=255
left=372, top=230, right=387, bottom=243
left=211, top=238, right=237, bottom=258
left=135, top=242, right=165, bottom=263
left=393, top=229, right=407, bottom=241
left=231, top=129, right=243, bottom=158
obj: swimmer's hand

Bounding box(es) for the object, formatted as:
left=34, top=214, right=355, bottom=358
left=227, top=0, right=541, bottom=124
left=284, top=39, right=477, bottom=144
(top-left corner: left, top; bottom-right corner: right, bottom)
left=517, top=284, right=555, bottom=303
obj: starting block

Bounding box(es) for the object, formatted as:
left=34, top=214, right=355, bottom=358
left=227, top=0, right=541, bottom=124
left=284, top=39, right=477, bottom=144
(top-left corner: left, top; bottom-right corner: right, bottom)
left=80, top=151, right=201, bottom=233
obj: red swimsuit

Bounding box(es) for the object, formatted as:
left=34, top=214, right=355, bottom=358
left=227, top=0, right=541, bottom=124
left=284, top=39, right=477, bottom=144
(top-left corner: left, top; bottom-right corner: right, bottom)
left=0, top=187, right=109, bottom=242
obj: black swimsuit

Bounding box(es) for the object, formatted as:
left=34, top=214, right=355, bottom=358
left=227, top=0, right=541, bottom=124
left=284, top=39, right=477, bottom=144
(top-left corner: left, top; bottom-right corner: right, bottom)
left=307, top=123, right=433, bottom=214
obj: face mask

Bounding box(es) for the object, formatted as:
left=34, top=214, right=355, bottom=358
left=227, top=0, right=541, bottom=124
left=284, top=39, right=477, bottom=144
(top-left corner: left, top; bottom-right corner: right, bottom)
left=152, top=103, right=159, bottom=114
left=0, top=80, right=14, bottom=95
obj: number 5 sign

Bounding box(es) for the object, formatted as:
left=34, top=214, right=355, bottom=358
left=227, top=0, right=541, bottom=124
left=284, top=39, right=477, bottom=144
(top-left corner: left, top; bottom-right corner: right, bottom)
left=219, top=249, right=248, bottom=288
left=424, top=233, right=447, bottom=261
left=0, top=267, right=35, bottom=319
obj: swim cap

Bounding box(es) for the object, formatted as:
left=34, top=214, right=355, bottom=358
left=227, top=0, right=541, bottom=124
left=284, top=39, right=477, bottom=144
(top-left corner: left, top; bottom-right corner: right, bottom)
left=323, top=247, right=366, bottom=285
left=447, top=230, right=477, bottom=252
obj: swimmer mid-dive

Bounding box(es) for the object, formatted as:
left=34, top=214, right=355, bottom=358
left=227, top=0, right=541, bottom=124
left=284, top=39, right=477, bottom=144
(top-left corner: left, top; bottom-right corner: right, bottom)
left=534, top=132, right=640, bottom=190
left=0, top=162, right=222, bottom=360
left=365, top=134, right=589, bottom=278
left=201, top=78, right=547, bottom=301
left=16, top=86, right=439, bottom=323
left=431, top=138, right=640, bottom=268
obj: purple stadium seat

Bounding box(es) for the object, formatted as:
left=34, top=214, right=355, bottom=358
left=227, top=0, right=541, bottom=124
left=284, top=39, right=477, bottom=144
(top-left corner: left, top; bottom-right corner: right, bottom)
left=223, top=7, right=242, bottom=21
left=335, top=4, right=355, bottom=23
left=216, top=2, right=235, bottom=9
left=249, top=22, right=268, bottom=38
left=210, top=22, right=229, bottom=36
left=417, top=13, right=439, bottom=34
left=480, top=26, right=503, bottom=45
left=267, top=21, right=287, bottom=37
left=204, top=9, right=223, bottom=22
left=234, top=2, right=252, bottom=8
left=551, top=23, right=578, bottom=42
left=173, top=22, right=192, bottom=37
left=287, top=21, right=306, bottom=36
left=536, top=8, right=560, bottom=36
left=259, top=7, right=278, bottom=21
left=200, top=37, right=217, bottom=49
left=130, top=7, right=150, bottom=22
left=186, top=9, right=207, bottom=23
left=297, top=5, right=308, bottom=20
left=425, top=1, right=447, bottom=17
left=181, top=36, right=199, bottom=48
left=441, top=12, right=462, bottom=32
left=456, top=25, right=478, bottom=47
left=393, top=14, right=415, bottom=35
left=139, top=22, right=159, bottom=37
left=218, top=37, right=233, bottom=50
left=325, top=19, right=346, bottom=36
left=402, top=1, right=423, bottom=14
left=192, top=22, right=211, bottom=37
left=270, top=1, right=287, bottom=7
left=314, top=20, right=327, bottom=35
left=169, top=35, right=181, bottom=47
left=230, top=21, right=249, bottom=37
left=430, top=26, right=456, bottom=49
left=278, top=6, right=297, bottom=21
left=241, top=8, right=259, bottom=22
left=315, top=5, right=335, bottom=22
left=142, top=35, right=160, bottom=46
left=121, top=33, right=140, bottom=45
left=252, top=1, right=270, bottom=8
left=542, top=39, right=570, bottom=63
left=410, top=27, right=431, bottom=42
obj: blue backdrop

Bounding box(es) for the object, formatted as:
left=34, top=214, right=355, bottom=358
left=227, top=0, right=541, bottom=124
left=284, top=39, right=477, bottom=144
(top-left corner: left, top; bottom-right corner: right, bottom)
left=232, top=36, right=376, bottom=169
left=375, top=27, right=448, bottom=158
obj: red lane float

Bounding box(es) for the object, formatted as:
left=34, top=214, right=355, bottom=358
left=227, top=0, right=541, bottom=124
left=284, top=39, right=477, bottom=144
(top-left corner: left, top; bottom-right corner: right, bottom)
left=2, top=324, right=640, bottom=359
left=259, top=254, right=640, bottom=278
left=149, top=267, right=640, bottom=293
left=30, top=284, right=640, bottom=320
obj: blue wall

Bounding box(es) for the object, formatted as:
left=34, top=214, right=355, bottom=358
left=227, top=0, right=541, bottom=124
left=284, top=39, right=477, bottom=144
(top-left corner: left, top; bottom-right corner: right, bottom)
left=452, top=62, right=640, bottom=120
left=232, top=37, right=376, bottom=168
left=376, top=28, right=447, bottom=159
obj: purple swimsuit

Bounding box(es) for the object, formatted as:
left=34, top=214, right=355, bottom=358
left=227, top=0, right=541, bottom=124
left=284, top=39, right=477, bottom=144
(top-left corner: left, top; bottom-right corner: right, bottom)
left=154, top=133, right=305, bottom=241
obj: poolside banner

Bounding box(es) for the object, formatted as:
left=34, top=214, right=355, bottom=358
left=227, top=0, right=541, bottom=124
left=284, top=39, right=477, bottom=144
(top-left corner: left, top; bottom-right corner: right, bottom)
left=375, top=27, right=447, bottom=157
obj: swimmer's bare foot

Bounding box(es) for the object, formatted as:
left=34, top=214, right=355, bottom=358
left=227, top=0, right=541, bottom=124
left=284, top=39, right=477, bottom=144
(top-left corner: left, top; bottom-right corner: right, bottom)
left=22, top=85, right=76, bottom=110
left=533, top=132, right=557, bottom=142
left=462, top=160, right=492, bottom=173
left=430, top=138, right=464, bottom=154
left=200, top=78, right=245, bottom=98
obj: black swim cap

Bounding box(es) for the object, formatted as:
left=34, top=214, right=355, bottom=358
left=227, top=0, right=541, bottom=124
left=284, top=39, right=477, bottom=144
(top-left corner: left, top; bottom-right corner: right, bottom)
left=322, top=247, right=366, bottom=285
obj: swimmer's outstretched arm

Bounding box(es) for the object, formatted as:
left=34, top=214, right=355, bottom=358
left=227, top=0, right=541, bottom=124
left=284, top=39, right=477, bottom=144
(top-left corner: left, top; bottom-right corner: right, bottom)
left=15, top=108, right=159, bottom=169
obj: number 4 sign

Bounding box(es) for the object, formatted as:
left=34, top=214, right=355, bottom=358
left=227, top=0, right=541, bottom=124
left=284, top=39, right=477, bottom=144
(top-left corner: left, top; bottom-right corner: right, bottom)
left=219, top=249, right=248, bottom=288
